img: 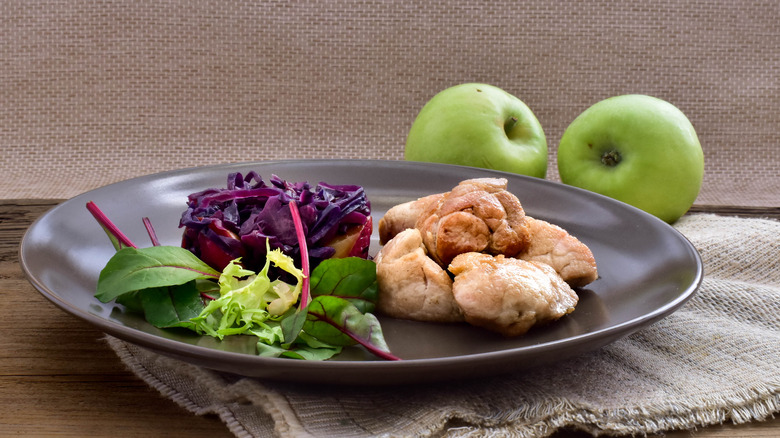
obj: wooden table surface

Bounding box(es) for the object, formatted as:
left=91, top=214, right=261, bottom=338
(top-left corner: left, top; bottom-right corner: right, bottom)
left=1, top=200, right=778, bottom=437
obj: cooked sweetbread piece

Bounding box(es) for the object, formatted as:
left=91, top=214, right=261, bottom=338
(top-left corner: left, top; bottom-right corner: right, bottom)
left=415, top=178, right=530, bottom=267
left=449, top=252, right=578, bottom=337
left=374, top=228, right=464, bottom=322
left=518, top=217, right=598, bottom=288
left=378, top=193, right=445, bottom=245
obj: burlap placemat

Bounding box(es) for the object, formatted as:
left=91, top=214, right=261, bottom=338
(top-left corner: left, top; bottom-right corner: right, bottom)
left=2, top=1, right=780, bottom=205
left=104, top=213, right=779, bottom=437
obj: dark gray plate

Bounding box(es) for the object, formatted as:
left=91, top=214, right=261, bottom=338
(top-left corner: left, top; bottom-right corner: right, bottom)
left=20, top=159, right=702, bottom=385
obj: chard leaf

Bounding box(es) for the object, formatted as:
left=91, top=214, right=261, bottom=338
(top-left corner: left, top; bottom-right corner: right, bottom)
left=304, top=295, right=399, bottom=360
left=96, top=246, right=220, bottom=303
left=310, top=257, right=378, bottom=313
left=139, top=281, right=204, bottom=329
left=282, top=256, right=377, bottom=344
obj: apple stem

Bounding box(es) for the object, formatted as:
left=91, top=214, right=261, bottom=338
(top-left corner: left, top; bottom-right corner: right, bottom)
left=504, top=116, right=519, bottom=136
left=601, top=150, right=622, bottom=167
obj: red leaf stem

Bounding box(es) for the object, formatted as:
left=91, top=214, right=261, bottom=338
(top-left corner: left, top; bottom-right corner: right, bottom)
left=288, top=201, right=310, bottom=307
left=86, top=201, right=137, bottom=249
left=344, top=331, right=402, bottom=361
left=142, top=217, right=161, bottom=246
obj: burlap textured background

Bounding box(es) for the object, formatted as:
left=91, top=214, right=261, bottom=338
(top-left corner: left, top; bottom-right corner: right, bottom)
left=2, top=1, right=779, bottom=205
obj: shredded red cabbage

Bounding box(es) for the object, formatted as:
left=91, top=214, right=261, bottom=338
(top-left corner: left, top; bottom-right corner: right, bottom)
left=179, top=172, right=372, bottom=273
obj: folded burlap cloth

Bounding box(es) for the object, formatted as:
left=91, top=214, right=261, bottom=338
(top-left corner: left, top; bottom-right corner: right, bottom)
left=106, top=213, right=779, bottom=438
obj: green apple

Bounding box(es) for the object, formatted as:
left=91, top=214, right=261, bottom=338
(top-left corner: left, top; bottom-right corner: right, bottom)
left=405, top=83, right=548, bottom=178
left=557, top=94, right=704, bottom=223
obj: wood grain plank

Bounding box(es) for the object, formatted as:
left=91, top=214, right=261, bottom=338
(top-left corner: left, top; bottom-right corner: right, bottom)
left=0, top=200, right=233, bottom=437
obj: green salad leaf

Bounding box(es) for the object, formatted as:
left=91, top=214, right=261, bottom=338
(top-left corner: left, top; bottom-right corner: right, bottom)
left=304, top=295, right=396, bottom=360
left=310, top=257, right=378, bottom=313
left=137, top=282, right=204, bottom=329
left=95, top=246, right=220, bottom=303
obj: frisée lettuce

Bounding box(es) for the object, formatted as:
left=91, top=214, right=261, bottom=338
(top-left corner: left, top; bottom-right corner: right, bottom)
left=192, top=241, right=304, bottom=339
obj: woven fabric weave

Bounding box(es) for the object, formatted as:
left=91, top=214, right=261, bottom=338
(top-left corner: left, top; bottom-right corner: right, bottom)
left=2, top=1, right=779, bottom=205
left=106, top=214, right=780, bottom=437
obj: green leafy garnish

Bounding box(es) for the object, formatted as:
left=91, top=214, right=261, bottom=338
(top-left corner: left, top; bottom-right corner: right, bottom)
left=304, top=295, right=396, bottom=360
left=137, top=282, right=204, bottom=329
left=88, top=200, right=399, bottom=361
left=310, top=257, right=378, bottom=313
left=95, top=246, right=220, bottom=303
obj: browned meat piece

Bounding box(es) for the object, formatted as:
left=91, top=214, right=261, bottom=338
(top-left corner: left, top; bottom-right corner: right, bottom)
left=374, top=228, right=464, bottom=322
left=415, top=178, right=530, bottom=267
left=378, top=193, right=445, bottom=245
left=518, top=217, right=598, bottom=288
left=449, top=252, right=578, bottom=337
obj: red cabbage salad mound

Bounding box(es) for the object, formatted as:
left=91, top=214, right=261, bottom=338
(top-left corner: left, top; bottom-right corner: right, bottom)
left=180, top=171, right=373, bottom=274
